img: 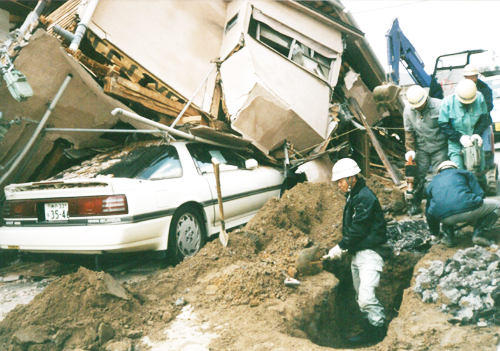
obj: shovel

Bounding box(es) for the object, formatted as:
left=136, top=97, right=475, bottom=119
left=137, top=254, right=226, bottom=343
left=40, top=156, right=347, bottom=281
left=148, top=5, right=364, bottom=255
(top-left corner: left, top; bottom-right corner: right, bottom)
left=212, top=158, right=228, bottom=247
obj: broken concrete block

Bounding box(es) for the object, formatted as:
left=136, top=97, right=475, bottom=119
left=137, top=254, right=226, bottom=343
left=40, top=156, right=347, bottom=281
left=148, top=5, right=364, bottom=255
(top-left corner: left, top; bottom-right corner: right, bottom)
left=103, top=273, right=129, bottom=300
left=2, top=274, right=21, bottom=282
left=105, top=339, right=132, bottom=351
left=126, top=330, right=142, bottom=339
left=98, top=323, right=115, bottom=345
left=12, top=325, right=50, bottom=345
left=422, top=290, right=439, bottom=303
left=428, top=260, right=445, bottom=277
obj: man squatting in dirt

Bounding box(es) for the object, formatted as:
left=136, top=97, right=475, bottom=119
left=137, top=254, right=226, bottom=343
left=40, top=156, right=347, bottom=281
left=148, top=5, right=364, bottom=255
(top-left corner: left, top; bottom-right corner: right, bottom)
left=403, top=85, right=447, bottom=216
left=323, top=158, right=390, bottom=346
left=426, top=160, right=500, bottom=248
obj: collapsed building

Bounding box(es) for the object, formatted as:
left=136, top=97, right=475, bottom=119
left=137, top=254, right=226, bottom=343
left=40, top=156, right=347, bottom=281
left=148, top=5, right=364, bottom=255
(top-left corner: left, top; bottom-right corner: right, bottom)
left=0, top=0, right=406, bottom=205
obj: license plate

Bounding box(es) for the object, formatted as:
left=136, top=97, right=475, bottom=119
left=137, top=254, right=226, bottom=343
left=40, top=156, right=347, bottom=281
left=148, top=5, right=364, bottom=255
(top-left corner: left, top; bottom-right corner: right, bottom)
left=495, top=123, right=500, bottom=132
left=44, top=202, right=69, bottom=221
left=8, top=246, right=19, bottom=250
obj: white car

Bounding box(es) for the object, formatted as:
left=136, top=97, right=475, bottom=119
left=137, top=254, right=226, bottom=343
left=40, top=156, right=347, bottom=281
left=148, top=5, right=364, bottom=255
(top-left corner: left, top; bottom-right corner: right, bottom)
left=0, top=141, right=285, bottom=263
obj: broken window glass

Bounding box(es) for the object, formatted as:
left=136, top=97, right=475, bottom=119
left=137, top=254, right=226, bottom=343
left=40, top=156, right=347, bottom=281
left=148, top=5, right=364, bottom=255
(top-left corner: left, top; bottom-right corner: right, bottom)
left=97, top=145, right=182, bottom=180
left=251, top=19, right=332, bottom=81
left=187, top=143, right=246, bottom=174
left=258, top=22, right=293, bottom=57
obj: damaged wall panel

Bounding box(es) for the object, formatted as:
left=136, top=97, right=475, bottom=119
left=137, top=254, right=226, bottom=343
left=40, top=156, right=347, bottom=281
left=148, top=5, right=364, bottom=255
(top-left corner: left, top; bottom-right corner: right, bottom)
left=88, top=0, right=227, bottom=111
left=343, top=69, right=385, bottom=126
left=0, top=29, right=132, bottom=188
left=221, top=41, right=329, bottom=154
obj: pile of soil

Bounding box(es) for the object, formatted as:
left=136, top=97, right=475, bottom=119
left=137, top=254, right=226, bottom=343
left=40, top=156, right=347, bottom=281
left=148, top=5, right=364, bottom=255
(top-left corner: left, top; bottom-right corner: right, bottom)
left=2, top=180, right=497, bottom=350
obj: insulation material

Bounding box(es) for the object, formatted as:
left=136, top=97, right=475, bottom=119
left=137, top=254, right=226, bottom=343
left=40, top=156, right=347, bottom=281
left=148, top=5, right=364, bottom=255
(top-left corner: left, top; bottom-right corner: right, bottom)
left=221, top=39, right=330, bottom=154
left=342, top=69, right=384, bottom=126
left=88, top=0, right=227, bottom=111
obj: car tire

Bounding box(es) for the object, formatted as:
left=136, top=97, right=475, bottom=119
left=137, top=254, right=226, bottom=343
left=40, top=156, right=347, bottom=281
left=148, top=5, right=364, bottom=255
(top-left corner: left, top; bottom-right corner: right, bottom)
left=168, top=205, right=206, bottom=265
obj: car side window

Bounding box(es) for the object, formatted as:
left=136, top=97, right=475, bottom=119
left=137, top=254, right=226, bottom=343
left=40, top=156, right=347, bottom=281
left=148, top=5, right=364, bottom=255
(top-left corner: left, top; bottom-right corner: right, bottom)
left=136, top=147, right=182, bottom=180
left=186, top=143, right=245, bottom=173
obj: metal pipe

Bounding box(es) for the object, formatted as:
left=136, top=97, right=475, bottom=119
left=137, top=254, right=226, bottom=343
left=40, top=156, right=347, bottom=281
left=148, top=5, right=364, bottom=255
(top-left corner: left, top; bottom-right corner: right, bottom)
left=44, top=128, right=166, bottom=134
left=0, top=74, right=73, bottom=185
left=69, top=0, right=100, bottom=52
left=112, top=108, right=245, bottom=150
left=52, top=25, right=76, bottom=42
left=170, top=63, right=216, bottom=128
left=18, top=0, right=49, bottom=38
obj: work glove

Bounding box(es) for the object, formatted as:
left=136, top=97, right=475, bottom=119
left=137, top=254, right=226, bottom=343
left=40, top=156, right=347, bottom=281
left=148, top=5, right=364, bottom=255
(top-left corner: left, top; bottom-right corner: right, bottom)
left=471, top=134, right=483, bottom=147
left=405, top=150, right=416, bottom=161
left=460, top=135, right=473, bottom=148
left=323, top=245, right=343, bottom=260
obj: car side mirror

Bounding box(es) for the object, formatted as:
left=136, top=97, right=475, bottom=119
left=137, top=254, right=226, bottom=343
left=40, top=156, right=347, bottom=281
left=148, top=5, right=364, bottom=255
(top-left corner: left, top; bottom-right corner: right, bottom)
left=245, top=159, right=258, bottom=170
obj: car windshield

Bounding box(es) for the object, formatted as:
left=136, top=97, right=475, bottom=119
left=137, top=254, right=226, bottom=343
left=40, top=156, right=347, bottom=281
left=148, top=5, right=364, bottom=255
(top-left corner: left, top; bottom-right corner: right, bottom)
left=98, top=145, right=182, bottom=180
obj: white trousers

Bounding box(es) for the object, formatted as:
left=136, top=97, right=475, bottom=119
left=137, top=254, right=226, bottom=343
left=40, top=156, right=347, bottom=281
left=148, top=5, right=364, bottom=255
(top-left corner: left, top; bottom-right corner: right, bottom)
left=351, top=249, right=386, bottom=327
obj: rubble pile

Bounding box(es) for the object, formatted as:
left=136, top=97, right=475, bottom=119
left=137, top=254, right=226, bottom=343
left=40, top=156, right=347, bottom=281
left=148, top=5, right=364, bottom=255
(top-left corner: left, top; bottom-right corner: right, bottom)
left=387, top=220, right=433, bottom=253
left=414, top=246, right=500, bottom=326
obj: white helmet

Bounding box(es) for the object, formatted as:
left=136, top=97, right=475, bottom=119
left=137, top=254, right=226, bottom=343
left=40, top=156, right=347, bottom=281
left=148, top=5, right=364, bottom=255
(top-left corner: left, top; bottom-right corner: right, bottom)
left=463, top=64, right=479, bottom=76
left=406, top=85, right=428, bottom=108
left=455, top=79, right=477, bottom=104
left=437, top=160, right=458, bottom=173
left=331, top=158, right=361, bottom=181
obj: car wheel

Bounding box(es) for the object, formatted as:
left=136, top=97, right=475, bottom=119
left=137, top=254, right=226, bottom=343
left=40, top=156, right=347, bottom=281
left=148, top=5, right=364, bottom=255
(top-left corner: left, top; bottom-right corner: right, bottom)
left=168, top=206, right=206, bottom=264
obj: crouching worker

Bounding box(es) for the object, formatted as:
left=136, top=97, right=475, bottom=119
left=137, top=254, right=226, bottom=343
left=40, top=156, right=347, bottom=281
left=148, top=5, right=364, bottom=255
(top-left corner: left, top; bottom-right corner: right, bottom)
left=323, top=158, right=388, bottom=346
left=426, top=160, right=500, bottom=247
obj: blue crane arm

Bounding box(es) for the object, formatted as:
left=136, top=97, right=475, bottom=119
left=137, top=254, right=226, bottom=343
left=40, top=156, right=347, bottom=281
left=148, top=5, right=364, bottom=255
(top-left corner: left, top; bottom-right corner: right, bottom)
left=386, top=18, right=432, bottom=87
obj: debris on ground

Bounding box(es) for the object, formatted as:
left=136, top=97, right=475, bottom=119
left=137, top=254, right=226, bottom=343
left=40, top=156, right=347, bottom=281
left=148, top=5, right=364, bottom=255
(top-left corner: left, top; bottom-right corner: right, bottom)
left=414, top=246, right=500, bottom=326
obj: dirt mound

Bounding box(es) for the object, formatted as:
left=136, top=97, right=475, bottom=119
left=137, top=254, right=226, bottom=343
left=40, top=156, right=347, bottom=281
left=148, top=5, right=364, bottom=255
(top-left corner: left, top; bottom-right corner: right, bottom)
left=0, top=267, right=151, bottom=350
left=0, top=180, right=438, bottom=351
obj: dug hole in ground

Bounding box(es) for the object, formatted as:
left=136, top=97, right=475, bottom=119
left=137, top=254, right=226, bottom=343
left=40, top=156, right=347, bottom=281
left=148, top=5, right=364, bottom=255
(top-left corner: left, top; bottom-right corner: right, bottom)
left=0, top=180, right=500, bottom=351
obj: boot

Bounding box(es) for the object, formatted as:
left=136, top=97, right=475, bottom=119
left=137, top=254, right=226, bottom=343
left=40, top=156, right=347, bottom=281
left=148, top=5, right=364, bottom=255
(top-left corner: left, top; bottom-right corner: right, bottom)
left=441, top=224, right=455, bottom=248
left=473, top=212, right=499, bottom=247
left=347, top=320, right=386, bottom=346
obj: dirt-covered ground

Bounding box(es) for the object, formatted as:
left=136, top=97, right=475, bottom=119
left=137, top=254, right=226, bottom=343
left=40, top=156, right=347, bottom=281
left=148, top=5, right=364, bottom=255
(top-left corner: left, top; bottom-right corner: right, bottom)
left=0, top=179, right=499, bottom=351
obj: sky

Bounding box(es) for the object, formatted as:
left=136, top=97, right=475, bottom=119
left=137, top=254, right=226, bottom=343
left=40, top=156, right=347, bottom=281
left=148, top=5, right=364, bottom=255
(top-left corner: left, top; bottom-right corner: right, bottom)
left=341, top=1, right=500, bottom=78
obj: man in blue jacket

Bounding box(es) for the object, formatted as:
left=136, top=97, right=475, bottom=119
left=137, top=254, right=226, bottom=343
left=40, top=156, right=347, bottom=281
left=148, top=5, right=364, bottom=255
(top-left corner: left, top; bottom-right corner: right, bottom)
left=426, top=160, right=500, bottom=247
left=324, top=158, right=388, bottom=346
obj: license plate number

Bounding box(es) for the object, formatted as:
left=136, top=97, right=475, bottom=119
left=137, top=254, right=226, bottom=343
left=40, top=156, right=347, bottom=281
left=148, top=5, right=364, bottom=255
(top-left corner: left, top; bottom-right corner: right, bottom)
left=44, top=202, right=69, bottom=221
left=495, top=123, right=500, bottom=132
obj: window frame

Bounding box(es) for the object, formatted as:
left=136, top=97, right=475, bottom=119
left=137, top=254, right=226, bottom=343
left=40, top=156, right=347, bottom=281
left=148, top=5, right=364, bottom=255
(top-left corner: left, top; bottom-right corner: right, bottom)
left=252, top=18, right=334, bottom=83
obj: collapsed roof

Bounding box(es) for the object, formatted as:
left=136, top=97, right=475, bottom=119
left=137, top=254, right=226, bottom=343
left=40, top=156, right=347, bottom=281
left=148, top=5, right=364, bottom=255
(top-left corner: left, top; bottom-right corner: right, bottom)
left=0, top=0, right=405, bottom=197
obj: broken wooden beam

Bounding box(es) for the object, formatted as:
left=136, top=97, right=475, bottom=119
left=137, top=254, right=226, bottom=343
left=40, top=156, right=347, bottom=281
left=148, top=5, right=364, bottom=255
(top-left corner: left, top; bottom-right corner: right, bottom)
left=104, top=75, right=202, bottom=119
left=348, top=97, right=401, bottom=186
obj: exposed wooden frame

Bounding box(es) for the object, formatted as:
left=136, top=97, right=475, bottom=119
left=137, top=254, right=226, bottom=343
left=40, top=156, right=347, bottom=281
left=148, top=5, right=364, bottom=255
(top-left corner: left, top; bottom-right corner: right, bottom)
left=104, top=75, right=202, bottom=119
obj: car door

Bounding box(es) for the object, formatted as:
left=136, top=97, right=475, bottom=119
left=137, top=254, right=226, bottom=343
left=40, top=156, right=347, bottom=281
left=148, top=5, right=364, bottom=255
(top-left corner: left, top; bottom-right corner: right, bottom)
left=186, top=143, right=272, bottom=226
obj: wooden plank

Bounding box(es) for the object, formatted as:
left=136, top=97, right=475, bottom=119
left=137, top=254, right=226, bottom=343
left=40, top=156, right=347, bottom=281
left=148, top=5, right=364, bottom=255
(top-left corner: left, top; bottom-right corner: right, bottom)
left=70, top=50, right=113, bottom=77
left=189, top=125, right=252, bottom=148
left=348, top=97, right=401, bottom=186
left=85, top=30, right=195, bottom=112
left=103, top=76, right=200, bottom=118
left=210, top=72, right=222, bottom=119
